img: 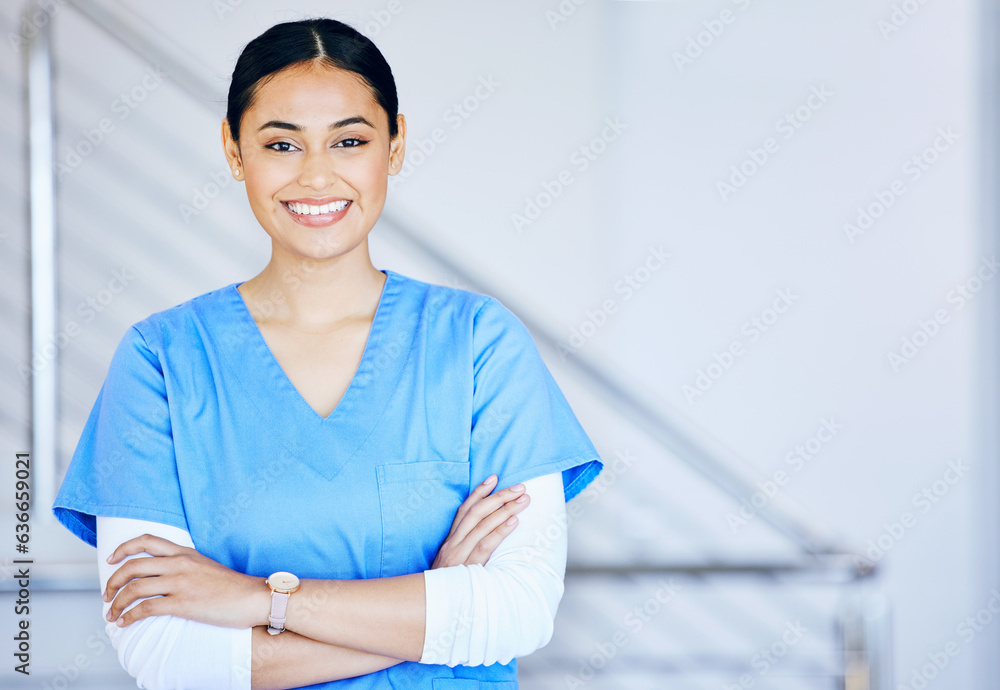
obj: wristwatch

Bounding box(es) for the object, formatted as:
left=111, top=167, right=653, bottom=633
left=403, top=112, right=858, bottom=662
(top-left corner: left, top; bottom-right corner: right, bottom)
left=265, top=571, right=300, bottom=635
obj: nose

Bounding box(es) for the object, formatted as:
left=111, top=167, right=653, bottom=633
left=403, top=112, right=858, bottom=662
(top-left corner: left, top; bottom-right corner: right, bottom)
left=297, top=147, right=338, bottom=191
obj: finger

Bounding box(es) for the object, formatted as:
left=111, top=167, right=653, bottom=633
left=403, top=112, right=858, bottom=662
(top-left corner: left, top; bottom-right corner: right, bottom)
left=106, top=575, right=170, bottom=624
left=113, top=594, right=169, bottom=628
left=440, top=482, right=528, bottom=563
left=465, top=514, right=521, bottom=566
left=107, top=534, right=187, bottom=565
left=462, top=494, right=530, bottom=551
left=447, top=493, right=530, bottom=566
left=455, top=484, right=527, bottom=538
left=442, top=476, right=497, bottom=541
left=451, top=475, right=498, bottom=529
left=104, top=556, right=171, bottom=602
left=456, top=483, right=526, bottom=534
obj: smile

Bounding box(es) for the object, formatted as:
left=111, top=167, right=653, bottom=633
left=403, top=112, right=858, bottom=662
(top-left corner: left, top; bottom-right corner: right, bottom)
left=281, top=199, right=352, bottom=227
left=284, top=200, right=350, bottom=215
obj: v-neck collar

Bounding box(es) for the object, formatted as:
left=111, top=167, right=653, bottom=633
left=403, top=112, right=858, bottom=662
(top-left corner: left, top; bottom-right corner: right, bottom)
left=232, top=269, right=392, bottom=423
left=216, top=269, right=412, bottom=481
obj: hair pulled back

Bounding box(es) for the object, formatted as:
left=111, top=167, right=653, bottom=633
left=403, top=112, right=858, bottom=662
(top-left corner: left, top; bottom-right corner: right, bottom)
left=226, top=18, right=399, bottom=144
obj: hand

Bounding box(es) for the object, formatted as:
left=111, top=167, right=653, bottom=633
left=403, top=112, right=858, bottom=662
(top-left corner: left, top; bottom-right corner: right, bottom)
left=103, top=534, right=270, bottom=629
left=431, top=475, right=530, bottom=569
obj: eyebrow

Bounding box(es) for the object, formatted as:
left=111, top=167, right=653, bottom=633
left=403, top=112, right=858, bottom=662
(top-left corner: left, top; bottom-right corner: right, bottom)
left=257, top=116, right=376, bottom=133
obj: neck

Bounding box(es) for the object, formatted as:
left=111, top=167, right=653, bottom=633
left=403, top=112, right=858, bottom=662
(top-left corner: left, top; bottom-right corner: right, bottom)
left=239, top=241, right=386, bottom=330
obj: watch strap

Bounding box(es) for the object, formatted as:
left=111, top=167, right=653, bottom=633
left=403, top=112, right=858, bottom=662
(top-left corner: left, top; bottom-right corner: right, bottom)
left=267, top=590, right=290, bottom=635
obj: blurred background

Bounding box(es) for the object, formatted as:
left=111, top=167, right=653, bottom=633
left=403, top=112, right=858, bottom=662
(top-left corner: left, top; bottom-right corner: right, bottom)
left=1, top=0, right=996, bottom=688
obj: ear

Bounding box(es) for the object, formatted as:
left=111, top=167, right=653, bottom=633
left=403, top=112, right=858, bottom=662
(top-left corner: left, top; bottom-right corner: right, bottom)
left=388, top=113, right=406, bottom=176
left=221, top=119, right=243, bottom=180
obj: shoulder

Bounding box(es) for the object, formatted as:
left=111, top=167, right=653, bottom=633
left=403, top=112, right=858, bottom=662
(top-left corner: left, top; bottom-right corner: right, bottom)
left=384, top=270, right=535, bottom=363
left=124, top=282, right=239, bottom=354
left=385, top=269, right=518, bottom=327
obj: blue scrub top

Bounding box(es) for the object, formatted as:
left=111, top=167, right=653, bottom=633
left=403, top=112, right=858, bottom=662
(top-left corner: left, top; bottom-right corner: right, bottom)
left=52, top=268, right=603, bottom=689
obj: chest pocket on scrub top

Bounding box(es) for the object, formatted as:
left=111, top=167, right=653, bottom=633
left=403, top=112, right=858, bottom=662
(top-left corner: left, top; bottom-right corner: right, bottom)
left=377, top=459, right=470, bottom=577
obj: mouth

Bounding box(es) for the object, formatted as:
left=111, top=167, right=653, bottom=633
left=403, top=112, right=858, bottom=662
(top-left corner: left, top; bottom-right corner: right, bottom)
left=281, top=199, right=352, bottom=226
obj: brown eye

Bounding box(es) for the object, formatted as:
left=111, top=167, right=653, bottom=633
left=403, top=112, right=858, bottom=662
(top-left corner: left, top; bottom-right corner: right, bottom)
left=335, top=138, right=368, bottom=148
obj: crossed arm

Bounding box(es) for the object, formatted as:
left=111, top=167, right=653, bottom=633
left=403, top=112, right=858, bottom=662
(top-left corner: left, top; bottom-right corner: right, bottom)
left=99, top=472, right=568, bottom=689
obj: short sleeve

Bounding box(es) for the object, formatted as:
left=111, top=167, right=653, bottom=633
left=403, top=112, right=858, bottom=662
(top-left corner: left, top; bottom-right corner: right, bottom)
left=52, top=325, right=188, bottom=547
left=469, top=297, right=603, bottom=501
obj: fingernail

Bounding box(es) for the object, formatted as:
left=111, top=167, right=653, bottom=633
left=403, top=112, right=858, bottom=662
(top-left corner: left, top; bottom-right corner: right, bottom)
left=106, top=610, right=113, bottom=620
left=516, top=494, right=528, bottom=503
left=106, top=554, right=113, bottom=563
left=506, top=516, right=517, bottom=525
left=116, top=617, right=124, bottom=627
left=512, top=484, right=525, bottom=491
left=482, top=475, right=496, bottom=485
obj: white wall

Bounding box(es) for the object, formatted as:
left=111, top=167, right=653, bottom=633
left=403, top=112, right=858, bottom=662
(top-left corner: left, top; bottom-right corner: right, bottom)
left=594, top=2, right=987, bottom=688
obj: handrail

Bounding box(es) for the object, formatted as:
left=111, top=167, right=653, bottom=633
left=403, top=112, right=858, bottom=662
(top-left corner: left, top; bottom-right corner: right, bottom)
left=0, top=557, right=863, bottom=592
left=26, top=0, right=57, bottom=523
left=566, top=556, right=869, bottom=580
left=52, top=0, right=862, bottom=562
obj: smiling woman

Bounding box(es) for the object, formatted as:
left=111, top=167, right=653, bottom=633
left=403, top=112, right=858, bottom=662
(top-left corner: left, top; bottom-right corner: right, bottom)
left=51, top=16, right=603, bottom=690
left=224, top=60, right=403, bottom=273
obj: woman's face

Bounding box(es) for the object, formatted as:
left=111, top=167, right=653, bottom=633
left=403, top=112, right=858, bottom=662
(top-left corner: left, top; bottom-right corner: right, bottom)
left=223, top=61, right=405, bottom=265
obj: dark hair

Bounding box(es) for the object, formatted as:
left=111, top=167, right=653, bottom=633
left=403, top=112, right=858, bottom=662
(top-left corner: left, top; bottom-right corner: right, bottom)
left=226, top=18, right=398, bottom=145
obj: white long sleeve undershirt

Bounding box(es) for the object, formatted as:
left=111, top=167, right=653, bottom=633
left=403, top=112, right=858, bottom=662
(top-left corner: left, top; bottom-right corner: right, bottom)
left=95, top=471, right=567, bottom=689
left=420, top=471, right=567, bottom=666
left=96, top=520, right=252, bottom=688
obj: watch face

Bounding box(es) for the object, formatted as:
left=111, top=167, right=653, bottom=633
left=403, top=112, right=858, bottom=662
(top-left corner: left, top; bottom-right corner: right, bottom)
left=268, top=571, right=300, bottom=591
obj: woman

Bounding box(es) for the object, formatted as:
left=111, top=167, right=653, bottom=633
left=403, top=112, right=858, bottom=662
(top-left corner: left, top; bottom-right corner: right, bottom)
left=52, top=16, right=603, bottom=689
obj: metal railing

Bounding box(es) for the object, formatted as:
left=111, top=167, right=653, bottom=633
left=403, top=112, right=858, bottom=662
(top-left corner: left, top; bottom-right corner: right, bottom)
left=26, top=0, right=57, bottom=526
left=23, top=0, right=891, bottom=686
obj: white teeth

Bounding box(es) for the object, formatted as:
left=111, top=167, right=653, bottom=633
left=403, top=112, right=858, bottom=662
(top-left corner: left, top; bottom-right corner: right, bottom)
left=287, top=200, right=349, bottom=215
